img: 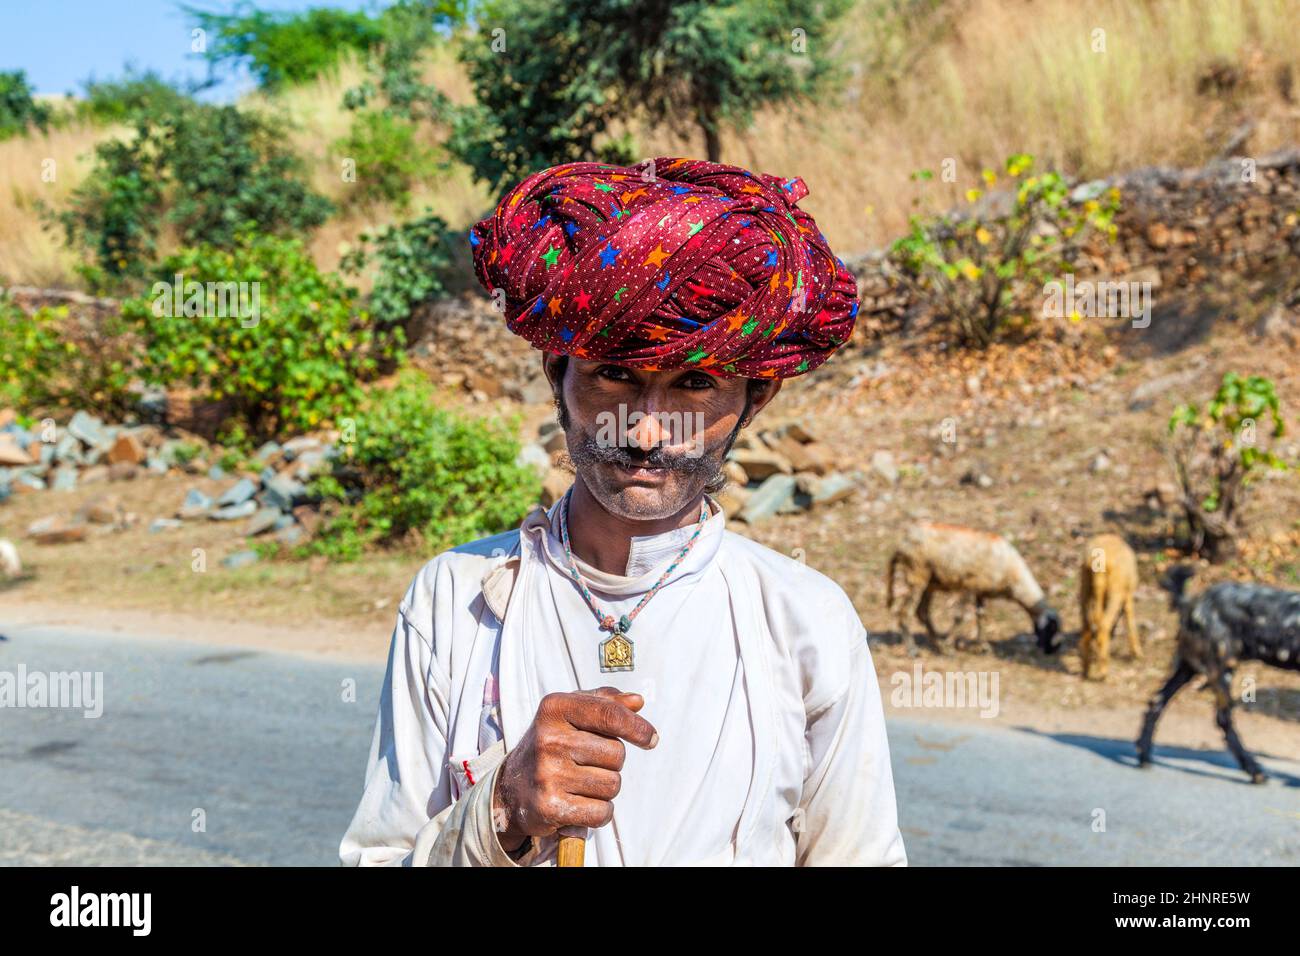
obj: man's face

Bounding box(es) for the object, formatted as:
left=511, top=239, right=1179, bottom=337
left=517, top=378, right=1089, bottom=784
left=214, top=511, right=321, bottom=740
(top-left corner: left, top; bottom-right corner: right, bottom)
left=545, top=356, right=781, bottom=521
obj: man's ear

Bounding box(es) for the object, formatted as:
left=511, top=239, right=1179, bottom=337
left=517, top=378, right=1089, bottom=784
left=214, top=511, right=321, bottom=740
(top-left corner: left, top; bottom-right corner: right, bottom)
left=741, top=378, right=783, bottom=428
left=542, top=353, right=566, bottom=399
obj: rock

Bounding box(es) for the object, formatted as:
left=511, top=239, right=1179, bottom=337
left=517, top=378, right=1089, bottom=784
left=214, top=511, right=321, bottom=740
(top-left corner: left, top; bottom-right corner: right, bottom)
left=253, top=441, right=282, bottom=464
left=541, top=468, right=572, bottom=507
left=216, top=477, right=258, bottom=508
left=50, top=466, right=78, bottom=492
left=516, top=442, right=551, bottom=474
left=13, top=473, right=45, bottom=492
left=67, top=410, right=110, bottom=449
left=1146, top=222, right=1171, bottom=249
left=0, top=437, right=34, bottom=466
left=465, top=368, right=504, bottom=399
left=772, top=436, right=832, bottom=475
left=207, top=464, right=227, bottom=481
left=276, top=525, right=306, bottom=547
left=106, top=432, right=147, bottom=465
left=212, top=500, right=258, bottom=521
left=0, top=408, right=14, bottom=429
left=729, top=447, right=792, bottom=481
left=1145, top=482, right=1182, bottom=510
left=870, top=450, right=898, bottom=486
left=1255, top=304, right=1297, bottom=345
left=221, top=550, right=260, bottom=570
left=262, top=475, right=307, bottom=511
left=1090, top=453, right=1112, bottom=473
left=714, top=484, right=751, bottom=518
left=541, top=428, right=568, bottom=455
left=53, top=434, right=83, bottom=464
left=738, top=474, right=797, bottom=525
left=519, top=374, right=555, bottom=405
left=960, top=469, right=995, bottom=489
left=80, top=465, right=110, bottom=485
left=723, top=459, right=749, bottom=487
left=292, top=504, right=322, bottom=536
left=149, top=518, right=182, bottom=533
left=245, top=506, right=283, bottom=537
left=27, top=515, right=87, bottom=544
left=281, top=436, right=322, bottom=461
left=179, top=488, right=214, bottom=519
left=108, top=461, right=139, bottom=481
left=779, top=420, right=816, bottom=444
left=76, top=494, right=123, bottom=525
left=811, top=471, right=859, bottom=507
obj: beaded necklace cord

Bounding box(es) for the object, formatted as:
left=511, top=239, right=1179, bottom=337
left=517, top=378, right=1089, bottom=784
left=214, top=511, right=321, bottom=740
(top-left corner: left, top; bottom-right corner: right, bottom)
left=558, top=488, right=711, bottom=671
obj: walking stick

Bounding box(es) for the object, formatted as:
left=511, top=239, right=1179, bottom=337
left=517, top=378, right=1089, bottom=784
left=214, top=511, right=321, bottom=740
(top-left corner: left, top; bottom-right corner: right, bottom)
left=557, top=833, right=585, bottom=867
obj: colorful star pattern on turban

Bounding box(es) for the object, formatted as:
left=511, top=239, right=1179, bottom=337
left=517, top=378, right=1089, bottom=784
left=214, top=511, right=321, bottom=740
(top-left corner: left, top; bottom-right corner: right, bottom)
left=469, top=157, right=858, bottom=379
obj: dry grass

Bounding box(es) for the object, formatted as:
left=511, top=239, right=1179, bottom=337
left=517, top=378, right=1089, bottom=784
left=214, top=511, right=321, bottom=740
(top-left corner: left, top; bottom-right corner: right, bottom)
left=2, top=0, right=1298, bottom=288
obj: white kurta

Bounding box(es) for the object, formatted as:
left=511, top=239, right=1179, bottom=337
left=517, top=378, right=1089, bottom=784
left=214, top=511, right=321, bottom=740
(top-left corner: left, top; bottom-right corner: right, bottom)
left=339, top=497, right=907, bottom=867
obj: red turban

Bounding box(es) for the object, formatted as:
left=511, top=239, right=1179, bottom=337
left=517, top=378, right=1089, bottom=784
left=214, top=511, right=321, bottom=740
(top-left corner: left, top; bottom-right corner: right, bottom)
left=469, top=157, right=858, bottom=379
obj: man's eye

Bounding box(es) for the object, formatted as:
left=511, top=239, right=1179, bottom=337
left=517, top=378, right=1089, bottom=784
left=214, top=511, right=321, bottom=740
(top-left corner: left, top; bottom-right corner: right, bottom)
left=680, top=374, right=715, bottom=389
left=597, top=366, right=631, bottom=382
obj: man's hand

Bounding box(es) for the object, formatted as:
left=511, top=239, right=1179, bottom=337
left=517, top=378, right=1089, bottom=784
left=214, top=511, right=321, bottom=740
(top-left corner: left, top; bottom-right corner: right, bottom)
left=492, top=687, right=658, bottom=852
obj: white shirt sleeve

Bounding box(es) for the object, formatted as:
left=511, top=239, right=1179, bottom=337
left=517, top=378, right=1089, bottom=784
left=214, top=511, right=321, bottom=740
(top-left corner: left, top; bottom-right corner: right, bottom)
left=795, top=613, right=908, bottom=867
left=338, top=601, right=537, bottom=867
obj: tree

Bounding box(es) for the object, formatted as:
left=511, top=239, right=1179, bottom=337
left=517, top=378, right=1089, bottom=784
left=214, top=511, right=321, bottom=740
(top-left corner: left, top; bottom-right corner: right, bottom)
left=452, top=0, right=850, bottom=188
left=1168, top=372, right=1291, bottom=563
left=0, top=70, right=52, bottom=140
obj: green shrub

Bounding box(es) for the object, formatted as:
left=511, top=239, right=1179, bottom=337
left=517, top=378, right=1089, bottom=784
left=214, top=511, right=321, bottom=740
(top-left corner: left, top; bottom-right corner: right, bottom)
left=333, top=110, right=439, bottom=210
left=119, top=231, right=396, bottom=443
left=341, top=210, right=454, bottom=331
left=1168, top=372, right=1291, bottom=562
left=0, top=70, right=51, bottom=140
left=305, top=370, right=539, bottom=560
left=890, top=153, right=1120, bottom=347
left=76, top=69, right=197, bottom=125
left=0, top=296, right=134, bottom=415
left=58, top=103, right=333, bottom=289
left=187, top=4, right=387, bottom=90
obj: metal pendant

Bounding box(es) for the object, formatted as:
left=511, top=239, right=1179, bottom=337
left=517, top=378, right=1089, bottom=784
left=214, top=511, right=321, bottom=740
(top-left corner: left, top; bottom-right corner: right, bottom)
left=599, top=631, right=635, bottom=672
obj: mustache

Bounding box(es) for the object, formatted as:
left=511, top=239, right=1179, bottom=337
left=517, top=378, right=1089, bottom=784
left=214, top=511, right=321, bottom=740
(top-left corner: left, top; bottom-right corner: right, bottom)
left=568, top=434, right=718, bottom=475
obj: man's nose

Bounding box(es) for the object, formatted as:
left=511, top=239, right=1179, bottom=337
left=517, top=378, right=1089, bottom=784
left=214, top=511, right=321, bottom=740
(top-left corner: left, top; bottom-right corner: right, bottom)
left=627, top=410, right=670, bottom=451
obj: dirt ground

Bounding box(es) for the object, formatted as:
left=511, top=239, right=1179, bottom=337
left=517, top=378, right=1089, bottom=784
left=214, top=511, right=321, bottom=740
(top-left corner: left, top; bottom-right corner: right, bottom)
left=2, top=309, right=1298, bottom=759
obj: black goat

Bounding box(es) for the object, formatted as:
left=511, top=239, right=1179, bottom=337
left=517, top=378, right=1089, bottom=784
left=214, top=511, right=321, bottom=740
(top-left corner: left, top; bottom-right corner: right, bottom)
left=1136, top=567, right=1300, bottom=782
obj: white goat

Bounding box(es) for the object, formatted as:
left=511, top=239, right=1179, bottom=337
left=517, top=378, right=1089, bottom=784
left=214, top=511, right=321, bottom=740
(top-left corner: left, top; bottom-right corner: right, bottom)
left=887, top=521, right=1061, bottom=655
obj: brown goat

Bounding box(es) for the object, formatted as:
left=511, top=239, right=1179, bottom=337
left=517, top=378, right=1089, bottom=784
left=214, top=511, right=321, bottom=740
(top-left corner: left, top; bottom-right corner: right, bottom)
left=1078, top=534, right=1141, bottom=680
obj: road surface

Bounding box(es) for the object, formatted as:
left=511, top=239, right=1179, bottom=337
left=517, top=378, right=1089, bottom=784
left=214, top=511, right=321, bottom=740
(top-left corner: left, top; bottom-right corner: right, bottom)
left=1, top=622, right=1297, bottom=865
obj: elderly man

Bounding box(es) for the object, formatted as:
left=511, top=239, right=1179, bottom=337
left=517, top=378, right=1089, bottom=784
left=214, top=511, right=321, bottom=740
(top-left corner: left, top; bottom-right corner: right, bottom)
left=339, top=157, right=906, bottom=867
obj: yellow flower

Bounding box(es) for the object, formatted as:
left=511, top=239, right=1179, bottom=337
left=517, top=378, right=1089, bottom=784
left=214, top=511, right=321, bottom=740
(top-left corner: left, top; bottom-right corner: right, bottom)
left=1069, top=310, right=1082, bottom=324
left=965, top=188, right=982, bottom=203
left=960, top=261, right=982, bottom=280
left=981, top=169, right=997, bottom=187
left=975, top=227, right=992, bottom=245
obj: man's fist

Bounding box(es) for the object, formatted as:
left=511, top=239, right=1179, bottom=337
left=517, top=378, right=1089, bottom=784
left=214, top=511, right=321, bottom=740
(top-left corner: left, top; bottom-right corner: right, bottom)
left=492, top=687, right=658, bottom=852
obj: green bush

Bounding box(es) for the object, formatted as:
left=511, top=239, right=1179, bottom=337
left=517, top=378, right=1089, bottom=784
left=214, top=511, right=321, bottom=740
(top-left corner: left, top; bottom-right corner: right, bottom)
left=305, top=370, right=539, bottom=560
left=341, top=210, right=454, bottom=331
left=76, top=69, right=197, bottom=125
left=187, top=4, right=387, bottom=90
left=58, top=103, right=332, bottom=289
left=333, top=110, right=439, bottom=210
left=0, top=70, right=51, bottom=140
left=890, top=153, right=1120, bottom=347
left=0, top=296, right=134, bottom=415
left=1168, top=372, right=1290, bottom=562
left=119, top=232, right=396, bottom=443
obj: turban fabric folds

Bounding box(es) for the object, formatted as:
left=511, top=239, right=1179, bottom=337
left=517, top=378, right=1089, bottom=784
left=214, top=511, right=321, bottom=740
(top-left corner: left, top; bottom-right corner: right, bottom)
left=469, top=157, right=858, bottom=379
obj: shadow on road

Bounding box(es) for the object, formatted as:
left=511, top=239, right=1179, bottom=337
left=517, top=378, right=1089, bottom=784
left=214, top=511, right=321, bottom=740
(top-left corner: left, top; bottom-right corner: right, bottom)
left=1011, top=726, right=1300, bottom=788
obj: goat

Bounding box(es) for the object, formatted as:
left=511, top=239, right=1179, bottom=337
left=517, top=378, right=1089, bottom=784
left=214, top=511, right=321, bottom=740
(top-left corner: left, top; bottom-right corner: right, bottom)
left=1077, top=533, right=1142, bottom=680
left=886, top=521, right=1061, bottom=656
left=1136, top=566, right=1300, bottom=783
left=0, top=538, right=20, bottom=578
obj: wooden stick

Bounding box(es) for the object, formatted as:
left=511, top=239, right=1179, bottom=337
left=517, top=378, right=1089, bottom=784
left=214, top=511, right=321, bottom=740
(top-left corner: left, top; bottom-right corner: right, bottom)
left=557, top=834, right=585, bottom=867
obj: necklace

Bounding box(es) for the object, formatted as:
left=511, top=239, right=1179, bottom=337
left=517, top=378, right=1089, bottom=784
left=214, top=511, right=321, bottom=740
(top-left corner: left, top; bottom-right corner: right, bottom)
left=558, top=489, right=711, bottom=673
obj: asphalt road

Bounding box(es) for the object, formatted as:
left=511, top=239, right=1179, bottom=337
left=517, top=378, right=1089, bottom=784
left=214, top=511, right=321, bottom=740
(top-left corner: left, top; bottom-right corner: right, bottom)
left=1, top=622, right=1297, bottom=866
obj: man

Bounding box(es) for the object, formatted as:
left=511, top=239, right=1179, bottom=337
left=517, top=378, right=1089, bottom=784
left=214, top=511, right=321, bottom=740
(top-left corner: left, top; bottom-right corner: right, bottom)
left=339, top=157, right=906, bottom=866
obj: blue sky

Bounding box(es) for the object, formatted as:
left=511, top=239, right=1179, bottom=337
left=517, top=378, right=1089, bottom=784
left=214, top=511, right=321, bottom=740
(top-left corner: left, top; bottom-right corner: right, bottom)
left=0, top=0, right=375, bottom=102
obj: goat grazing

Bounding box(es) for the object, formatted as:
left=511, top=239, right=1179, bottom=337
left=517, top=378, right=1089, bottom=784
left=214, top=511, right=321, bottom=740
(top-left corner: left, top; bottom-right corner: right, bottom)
left=0, top=538, right=20, bottom=579
left=886, top=521, right=1061, bottom=656
left=1136, top=567, right=1300, bottom=783
left=1078, top=533, right=1141, bottom=681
